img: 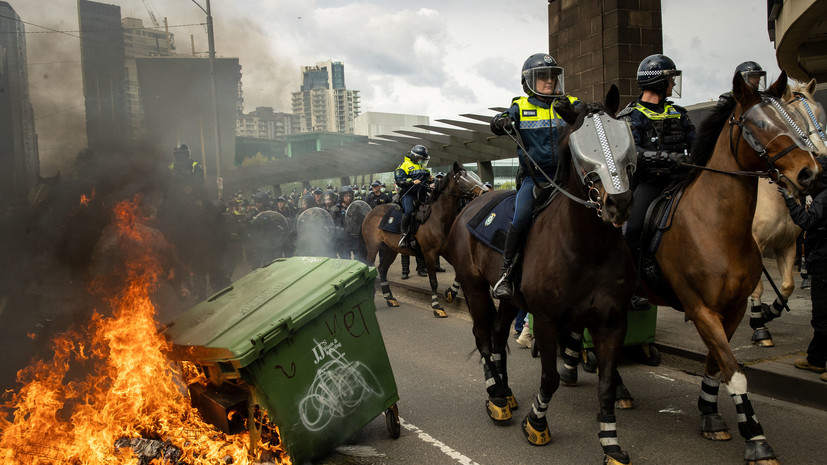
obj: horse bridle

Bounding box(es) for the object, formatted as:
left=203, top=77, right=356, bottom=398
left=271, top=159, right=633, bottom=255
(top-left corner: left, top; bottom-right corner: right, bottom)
left=682, top=97, right=809, bottom=182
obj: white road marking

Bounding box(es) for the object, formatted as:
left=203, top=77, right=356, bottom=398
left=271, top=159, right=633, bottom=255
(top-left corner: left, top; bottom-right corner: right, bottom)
left=649, top=371, right=675, bottom=381
left=400, top=417, right=481, bottom=465
left=658, top=407, right=684, bottom=414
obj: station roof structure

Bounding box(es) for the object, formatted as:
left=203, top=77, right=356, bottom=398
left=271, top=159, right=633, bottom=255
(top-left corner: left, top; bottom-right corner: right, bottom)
left=222, top=109, right=516, bottom=188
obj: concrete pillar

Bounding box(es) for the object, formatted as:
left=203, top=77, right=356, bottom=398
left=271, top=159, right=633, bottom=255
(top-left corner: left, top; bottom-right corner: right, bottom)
left=271, top=184, right=283, bottom=197
left=548, top=0, right=663, bottom=107
left=477, top=161, right=494, bottom=184
left=340, top=176, right=351, bottom=187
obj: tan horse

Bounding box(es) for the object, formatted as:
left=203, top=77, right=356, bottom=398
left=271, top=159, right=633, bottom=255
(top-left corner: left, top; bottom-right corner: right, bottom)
left=749, top=79, right=827, bottom=346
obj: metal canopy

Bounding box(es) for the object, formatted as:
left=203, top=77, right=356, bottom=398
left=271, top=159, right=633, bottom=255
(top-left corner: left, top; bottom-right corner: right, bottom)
left=221, top=110, right=517, bottom=191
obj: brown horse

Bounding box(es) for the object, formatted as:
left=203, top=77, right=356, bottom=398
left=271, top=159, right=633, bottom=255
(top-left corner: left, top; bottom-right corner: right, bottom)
left=749, top=79, right=827, bottom=346
left=643, top=71, right=819, bottom=464
left=361, top=162, right=486, bottom=317
left=444, top=85, right=638, bottom=465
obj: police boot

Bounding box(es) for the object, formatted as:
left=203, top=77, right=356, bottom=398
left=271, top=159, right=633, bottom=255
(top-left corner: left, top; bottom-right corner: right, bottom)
left=399, top=213, right=412, bottom=248
left=401, top=255, right=410, bottom=280
left=493, top=224, right=521, bottom=300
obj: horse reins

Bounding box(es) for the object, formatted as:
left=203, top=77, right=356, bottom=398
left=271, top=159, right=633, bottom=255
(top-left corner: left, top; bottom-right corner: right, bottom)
left=502, top=122, right=602, bottom=212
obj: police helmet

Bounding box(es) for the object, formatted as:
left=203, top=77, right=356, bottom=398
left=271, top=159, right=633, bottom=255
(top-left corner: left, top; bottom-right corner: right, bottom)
left=339, top=185, right=354, bottom=197
left=276, top=196, right=287, bottom=203
left=408, top=145, right=430, bottom=165
left=435, top=172, right=445, bottom=179
left=637, top=54, right=682, bottom=98
left=370, top=180, right=381, bottom=188
left=173, top=143, right=190, bottom=159
left=252, top=191, right=269, bottom=203
left=735, top=61, right=766, bottom=91
left=521, top=53, right=565, bottom=98
left=313, top=187, right=323, bottom=195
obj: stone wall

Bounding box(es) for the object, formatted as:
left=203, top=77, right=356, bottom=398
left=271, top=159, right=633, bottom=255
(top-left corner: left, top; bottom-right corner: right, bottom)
left=548, top=0, right=663, bottom=107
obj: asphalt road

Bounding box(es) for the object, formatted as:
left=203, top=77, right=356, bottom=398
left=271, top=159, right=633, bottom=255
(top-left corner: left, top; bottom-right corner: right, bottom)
left=313, top=293, right=827, bottom=465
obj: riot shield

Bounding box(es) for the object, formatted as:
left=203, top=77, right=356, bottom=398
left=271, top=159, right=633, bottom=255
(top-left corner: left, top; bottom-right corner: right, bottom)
left=245, top=210, right=289, bottom=268
left=344, top=200, right=372, bottom=236
left=295, top=207, right=336, bottom=257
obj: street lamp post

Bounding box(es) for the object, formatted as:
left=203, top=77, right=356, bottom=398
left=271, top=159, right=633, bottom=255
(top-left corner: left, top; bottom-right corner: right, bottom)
left=191, top=0, right=222, bottom=199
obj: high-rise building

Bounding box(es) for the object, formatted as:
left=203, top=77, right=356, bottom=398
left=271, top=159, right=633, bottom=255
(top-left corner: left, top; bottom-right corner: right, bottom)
left=77, top=0, right=129, bottom=150
left=291, top=60, right=360, bottom=134
left=236, top=106, right=298, bottom=139
left=122, top=17, right=174, bottom=141
left=0, top=2, right=39, bottom=210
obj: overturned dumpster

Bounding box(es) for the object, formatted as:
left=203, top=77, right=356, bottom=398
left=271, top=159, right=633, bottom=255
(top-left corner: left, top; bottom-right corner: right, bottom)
left=165, top=257, right=400, bottom=464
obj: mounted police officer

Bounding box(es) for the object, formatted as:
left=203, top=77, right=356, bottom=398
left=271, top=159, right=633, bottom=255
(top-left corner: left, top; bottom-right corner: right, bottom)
left=618, top=53, right=696, bottom=309
left=490, top=52, right=582, bottom=300
left=395, top=144, right=433, bottom=248
left=168, top=143, right=204, bottom=197
left=718, top=61, right=767, bottom=106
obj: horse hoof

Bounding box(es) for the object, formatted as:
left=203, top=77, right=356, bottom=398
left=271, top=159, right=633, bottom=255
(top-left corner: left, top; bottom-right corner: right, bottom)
left=386, top=299, right=399, bottom=307
left=433, top=309, right=448, bottom=318
left=702, top=430, right=732, bottom=441
left=745, top=438, right=777, bottom=464
left=444, top=289, right=457, bottom=303
left=507, top=394, right=519, bottom=410
left=615, top=398, right=634, bottom=410
left=604, top=451, right=632, bottom=465
left=521, top=416, right=551, bottom=446
left=486, top=399, right=512, bottom=422
left=558, top=366, right=577, bottom=386
left=755, top=339, right=775, bottom=348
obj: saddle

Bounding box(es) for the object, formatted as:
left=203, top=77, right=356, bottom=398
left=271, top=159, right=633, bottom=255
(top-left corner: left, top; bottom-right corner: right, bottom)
left=636, top=181, right=689, bottom=311
left=378, top=203, right=430, bottom=243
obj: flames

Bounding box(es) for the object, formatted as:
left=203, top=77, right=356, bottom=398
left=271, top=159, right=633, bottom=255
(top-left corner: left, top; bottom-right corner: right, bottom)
left=0, top=196, right=291, bottom=464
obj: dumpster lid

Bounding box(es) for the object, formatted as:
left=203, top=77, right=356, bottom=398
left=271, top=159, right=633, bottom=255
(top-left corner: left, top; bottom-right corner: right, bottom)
left=164, top=257, right=377, bottom=367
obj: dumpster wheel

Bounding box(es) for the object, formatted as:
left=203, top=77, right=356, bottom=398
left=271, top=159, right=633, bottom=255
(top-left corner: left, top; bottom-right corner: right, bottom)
left=385, top=404, right=401, bottom=439
left=641, top=343, right=661, bottom=366
left=580, top=349, right=598, bottom=373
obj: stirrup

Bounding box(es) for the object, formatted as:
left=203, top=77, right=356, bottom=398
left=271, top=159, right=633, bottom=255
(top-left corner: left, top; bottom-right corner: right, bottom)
left=492, top=273, right=513, bottom=300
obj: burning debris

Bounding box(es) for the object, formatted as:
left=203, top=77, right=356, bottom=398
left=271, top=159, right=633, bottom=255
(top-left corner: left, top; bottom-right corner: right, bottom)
left=0, top=196, right=291, bottom=464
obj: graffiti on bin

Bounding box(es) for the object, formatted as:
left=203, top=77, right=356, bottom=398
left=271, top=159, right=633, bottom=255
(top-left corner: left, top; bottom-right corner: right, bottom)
left=323, top=300, right=371, bottom=339
left=298, top=342, right=383, bottom=432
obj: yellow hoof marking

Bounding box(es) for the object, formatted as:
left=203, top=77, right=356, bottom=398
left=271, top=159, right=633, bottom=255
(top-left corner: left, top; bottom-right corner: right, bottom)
left=445, top=292, right=455, bottom=303
left=433, top=309, right=448, bottom=318
left=522, top=418, right=551, bottom=446
left=486, top=400, right=512, bottom=422
left=507, top=395, right=519, bottom=410
left=615, top=399, right=633, bottom=410
left=756, top=339, right=775, bottom=347
left=604, top=455, right=631, bottom=465
left=702, top=430, right=732, bottom=441
left=387, top=299, right=399, bottom=307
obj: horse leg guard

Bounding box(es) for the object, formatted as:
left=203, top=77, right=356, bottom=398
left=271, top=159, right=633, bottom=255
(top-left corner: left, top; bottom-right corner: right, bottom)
left=761, top=297, right=786, bottom=323
left=483, top=354, right=511, bottom=422
left=749, top=303, right=774, bottom=347
left=698, top=374, right=731, bottom=440
left=558, top=331, right=581, bottom=387
left=430, top=294, right=446, bottom=317
left=521, top=392, right=551, bottom=446
left=598, top=414, right=630, bottom=464
left=444, top=281, right=460, bottom=303
left=745, top=439, right=777, bottom=463
left=492, top=352, right=517, bottom=410
left=614, top=384, right=634, bottom=410
left=381, top=281, right=399, bottom=307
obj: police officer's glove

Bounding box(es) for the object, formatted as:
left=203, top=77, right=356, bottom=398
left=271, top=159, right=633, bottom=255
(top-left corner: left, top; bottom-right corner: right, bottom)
left=666, top=151, right=688, bottom=168
left=491, top=115, right=514, bottom=134
left=777, top=185, right=795, bottom=201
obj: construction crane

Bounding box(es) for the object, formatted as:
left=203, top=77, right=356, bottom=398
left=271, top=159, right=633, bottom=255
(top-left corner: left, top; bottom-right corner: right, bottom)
left=142, top=0, right=160, bottom=28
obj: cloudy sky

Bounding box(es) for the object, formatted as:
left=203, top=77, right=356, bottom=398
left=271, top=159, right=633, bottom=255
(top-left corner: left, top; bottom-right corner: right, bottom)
left=12, top=0, right=779, bottom=171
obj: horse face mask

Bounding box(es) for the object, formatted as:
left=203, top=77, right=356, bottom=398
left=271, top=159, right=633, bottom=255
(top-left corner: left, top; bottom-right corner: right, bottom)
left=741, top=96, right=819, bottom=154
left=568, top=111, right=637, bottom=195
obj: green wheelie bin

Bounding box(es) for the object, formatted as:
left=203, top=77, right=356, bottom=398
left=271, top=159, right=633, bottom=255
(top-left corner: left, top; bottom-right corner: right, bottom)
left=165, top=257, right=400, bottom=464
left=527, top=305, right=660, bottom=370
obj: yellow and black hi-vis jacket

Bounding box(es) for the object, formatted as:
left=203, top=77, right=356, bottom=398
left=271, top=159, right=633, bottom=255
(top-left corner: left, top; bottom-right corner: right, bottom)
left=394, top=157, right=431, bottom=192
left=497, top=94, right=580, bottom=173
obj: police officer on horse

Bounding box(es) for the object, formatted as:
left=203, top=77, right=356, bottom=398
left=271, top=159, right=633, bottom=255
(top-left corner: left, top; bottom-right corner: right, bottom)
left=395, top=145, right=433, bottom=248
left=618, top=54, right=696, bottom=309
left=489, top=52, right=582, bottom=300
